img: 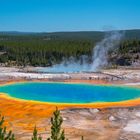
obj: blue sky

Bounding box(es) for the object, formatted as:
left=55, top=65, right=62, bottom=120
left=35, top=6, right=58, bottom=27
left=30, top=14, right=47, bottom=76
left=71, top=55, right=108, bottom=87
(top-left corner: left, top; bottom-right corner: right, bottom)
left=0, top=0, right=140, bottom=32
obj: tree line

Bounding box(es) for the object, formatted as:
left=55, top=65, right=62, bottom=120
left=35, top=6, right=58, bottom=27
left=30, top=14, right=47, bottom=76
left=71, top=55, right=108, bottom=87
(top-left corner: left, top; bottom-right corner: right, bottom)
left=0, top=39, right=93, bottom=66
left=0, top=35, right=140, bottom=67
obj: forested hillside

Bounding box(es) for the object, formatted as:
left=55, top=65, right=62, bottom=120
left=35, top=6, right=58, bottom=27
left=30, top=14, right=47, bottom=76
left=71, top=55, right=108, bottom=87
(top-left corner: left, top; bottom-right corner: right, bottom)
left=0, top=30, right=140, bottom=67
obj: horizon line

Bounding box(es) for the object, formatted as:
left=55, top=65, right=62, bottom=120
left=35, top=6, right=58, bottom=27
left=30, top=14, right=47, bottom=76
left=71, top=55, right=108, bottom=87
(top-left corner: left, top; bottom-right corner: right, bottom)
left=0, top=29, right=140, bottom=34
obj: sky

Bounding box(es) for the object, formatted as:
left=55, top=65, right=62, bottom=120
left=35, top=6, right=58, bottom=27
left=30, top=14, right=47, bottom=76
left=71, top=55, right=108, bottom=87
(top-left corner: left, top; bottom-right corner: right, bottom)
left=0, top=0, right=140, bottom=32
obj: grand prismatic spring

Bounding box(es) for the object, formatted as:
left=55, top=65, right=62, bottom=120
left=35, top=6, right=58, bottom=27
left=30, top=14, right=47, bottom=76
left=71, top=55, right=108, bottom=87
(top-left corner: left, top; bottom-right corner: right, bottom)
left=0, top=82, right=140, bottom=104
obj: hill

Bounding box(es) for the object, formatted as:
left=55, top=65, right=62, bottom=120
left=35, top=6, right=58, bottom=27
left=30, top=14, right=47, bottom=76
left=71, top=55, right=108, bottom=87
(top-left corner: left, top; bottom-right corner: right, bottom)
left=1, top=29, right=140, bottom=40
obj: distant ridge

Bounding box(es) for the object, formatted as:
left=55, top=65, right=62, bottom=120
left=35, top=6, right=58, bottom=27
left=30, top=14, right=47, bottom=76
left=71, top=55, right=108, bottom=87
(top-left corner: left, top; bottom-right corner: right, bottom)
left=0, top=29, right=140, bottom=40
left=0, top=31, right=36, bottom=35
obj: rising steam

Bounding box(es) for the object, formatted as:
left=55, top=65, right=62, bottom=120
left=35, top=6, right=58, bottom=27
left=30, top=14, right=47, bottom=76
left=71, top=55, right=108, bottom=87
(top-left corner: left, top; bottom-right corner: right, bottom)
left=37, top=31, right=124, bottom=73
left=91, top=31, right=123, bottom=71
left=37, top=56, right=91, bottom=73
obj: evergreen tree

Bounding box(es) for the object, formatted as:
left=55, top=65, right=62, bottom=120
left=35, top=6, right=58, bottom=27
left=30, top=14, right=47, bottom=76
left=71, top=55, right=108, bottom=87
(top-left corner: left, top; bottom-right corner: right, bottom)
left=48, top=107, right=66, bottom=140
left=32, top=126, right=42, bottom=140
left=0, top=115, right=15, bottom=140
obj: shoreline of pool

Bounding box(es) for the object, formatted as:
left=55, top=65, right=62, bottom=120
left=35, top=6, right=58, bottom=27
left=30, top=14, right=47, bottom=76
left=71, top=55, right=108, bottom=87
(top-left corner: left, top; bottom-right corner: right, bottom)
left=1, top=91, right=140, bottom=108
left=0, top=78, right=140, bottom=139
left=0, top=80, right=140, bottom=109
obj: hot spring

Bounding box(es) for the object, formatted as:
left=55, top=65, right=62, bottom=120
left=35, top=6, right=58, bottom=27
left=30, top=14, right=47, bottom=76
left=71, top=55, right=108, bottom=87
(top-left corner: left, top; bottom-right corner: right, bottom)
left=36, top=64, right=92, bottom=73
left=35, top=31, right=123, bottom=73
left=0, top=82, right=140, bottom=104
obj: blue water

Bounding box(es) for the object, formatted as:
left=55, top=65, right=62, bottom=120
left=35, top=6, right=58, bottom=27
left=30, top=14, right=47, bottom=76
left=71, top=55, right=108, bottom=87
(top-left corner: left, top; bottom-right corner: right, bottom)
left=0, top=82, right=140, bottom=103
left=36, top=64, right=92, bottom=73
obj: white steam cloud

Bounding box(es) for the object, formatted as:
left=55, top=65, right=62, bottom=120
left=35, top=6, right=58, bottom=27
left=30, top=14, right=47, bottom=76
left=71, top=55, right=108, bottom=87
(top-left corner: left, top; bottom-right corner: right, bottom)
left=91, top=31, right=123, bottom=71
left=37, top=56, right=91, bottom=73
left=37, top=30, right=124, bottom=73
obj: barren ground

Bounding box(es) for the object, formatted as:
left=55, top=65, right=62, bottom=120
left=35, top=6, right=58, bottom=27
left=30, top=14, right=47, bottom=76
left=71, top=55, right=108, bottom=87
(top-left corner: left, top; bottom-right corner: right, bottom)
left=0, top=67, right=140, bottom=140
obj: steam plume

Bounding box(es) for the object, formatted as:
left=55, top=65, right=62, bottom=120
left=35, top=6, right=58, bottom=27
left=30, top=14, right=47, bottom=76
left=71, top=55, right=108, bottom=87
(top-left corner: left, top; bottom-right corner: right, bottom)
left=91, top=31, right=123, bottom=71
left=38, top=30, right=124, bottom=73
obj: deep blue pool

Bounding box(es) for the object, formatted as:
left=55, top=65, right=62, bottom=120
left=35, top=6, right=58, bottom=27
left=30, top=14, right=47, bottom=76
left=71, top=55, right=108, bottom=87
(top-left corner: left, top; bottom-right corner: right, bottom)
left=0, top=82, right=140, bottom=104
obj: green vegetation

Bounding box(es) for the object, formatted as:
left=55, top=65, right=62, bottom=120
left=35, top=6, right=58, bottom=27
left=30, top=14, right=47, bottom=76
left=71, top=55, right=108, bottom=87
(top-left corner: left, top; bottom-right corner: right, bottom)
left=49, top=107, right=66, bottom=140
left=0, top=30, right=140, bottom=67
left=0, top=38, right=93, bottom=66
left=32, top=126, right=42, bottom=140
left=32, top=108, right=67, bottom=140
left=0, top=108, right=68, bottom=140
left=0, top=115, right=15, bottom=140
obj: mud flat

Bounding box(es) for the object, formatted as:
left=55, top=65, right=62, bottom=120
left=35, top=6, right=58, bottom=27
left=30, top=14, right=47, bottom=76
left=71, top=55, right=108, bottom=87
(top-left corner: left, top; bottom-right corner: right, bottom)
left=0, top=66, right=140, bottom=139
